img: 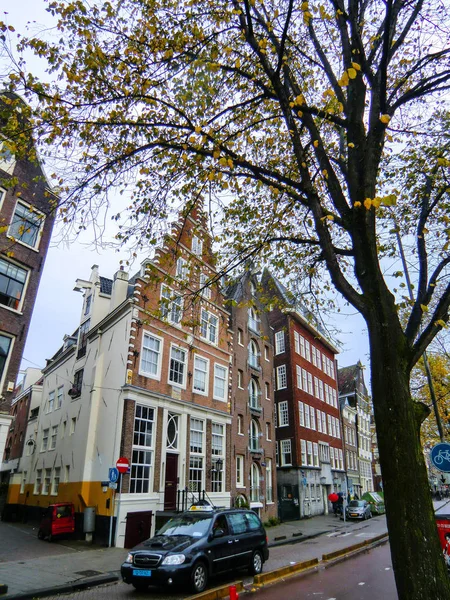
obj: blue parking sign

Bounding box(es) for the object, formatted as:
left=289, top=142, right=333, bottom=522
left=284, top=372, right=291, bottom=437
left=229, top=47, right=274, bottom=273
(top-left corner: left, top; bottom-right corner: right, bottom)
left=109, top=467, right=119, bottom=483
left=430, top=443, right=450, bottom=473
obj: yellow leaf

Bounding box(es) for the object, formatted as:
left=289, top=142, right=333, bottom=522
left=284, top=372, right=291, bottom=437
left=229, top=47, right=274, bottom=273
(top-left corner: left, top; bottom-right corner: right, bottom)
left=339, top=72, right=349, bottom=87
left=351, top=62, right=361, bottom=71
left=313, top=140, right=319, bottom=148
left=371, top=198, right=381, bottom=208
left=195, top=126, right=202, bottom=134
left=354, top=201, right=361, bottom=208
left=380, top=114, right=391, bottom=124
left=348, top=142, right=355, bottom=148
left=435, top=319, right=447, bottom=328
left=364, top=198, right=372, bottom=210
left=227, top=158, right=234, bottom=168
left=420, top=304, right=428, bottom=313
left=213, top=150, right=220, bottom=159
left=347, top=68, right=357, bottom=79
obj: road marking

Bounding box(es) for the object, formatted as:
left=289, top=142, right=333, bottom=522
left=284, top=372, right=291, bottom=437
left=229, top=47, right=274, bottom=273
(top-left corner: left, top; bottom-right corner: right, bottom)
left=327, top=532, right=340, bottom=537
left=340, top=532, right=352, bottom=537
left=358, top=582, right=366, bottom=586
left=355, top=533, right=374, bottom=537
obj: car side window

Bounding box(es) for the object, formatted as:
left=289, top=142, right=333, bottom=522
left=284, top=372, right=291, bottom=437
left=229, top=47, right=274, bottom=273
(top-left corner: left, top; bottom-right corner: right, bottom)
left=228, top=513, right=247, bottom=535
left=213, top=515, right=229, bottom=535
left=245, top=512, right=262, bottom=532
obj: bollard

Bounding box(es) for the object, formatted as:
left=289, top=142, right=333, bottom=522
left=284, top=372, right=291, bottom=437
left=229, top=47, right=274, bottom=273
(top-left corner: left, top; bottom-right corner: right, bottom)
left=229, top=584, right=239, bottom=600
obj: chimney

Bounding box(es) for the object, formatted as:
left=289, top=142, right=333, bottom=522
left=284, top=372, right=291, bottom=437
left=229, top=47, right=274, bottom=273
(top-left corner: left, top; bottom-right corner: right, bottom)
left=110, top=267, right=129, bottom=311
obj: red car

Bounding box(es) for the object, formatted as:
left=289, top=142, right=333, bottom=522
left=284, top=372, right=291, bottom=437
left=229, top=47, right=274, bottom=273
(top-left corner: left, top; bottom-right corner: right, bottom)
left=38, top=503, right=75, bottom=541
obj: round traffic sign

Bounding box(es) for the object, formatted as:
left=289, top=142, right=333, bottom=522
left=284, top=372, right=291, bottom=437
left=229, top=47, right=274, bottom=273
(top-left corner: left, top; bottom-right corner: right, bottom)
left=431, top=443, right=450, bottom=473
left=116, top=456, right=130, bottom=474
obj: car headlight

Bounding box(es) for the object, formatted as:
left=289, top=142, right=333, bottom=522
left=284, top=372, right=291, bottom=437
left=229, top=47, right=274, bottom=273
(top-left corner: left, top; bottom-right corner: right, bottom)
left=125, top=553, right=133, bottom=564
left=162, top=554, right=186, bottom=565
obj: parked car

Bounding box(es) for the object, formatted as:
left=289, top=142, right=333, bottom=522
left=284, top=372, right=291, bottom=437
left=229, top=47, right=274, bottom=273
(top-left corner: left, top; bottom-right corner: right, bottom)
left=37, top=503, right=75, bottom=541
left=121, top=504, right=269, bottom=593
left=345, top=500, right=372, bottom=520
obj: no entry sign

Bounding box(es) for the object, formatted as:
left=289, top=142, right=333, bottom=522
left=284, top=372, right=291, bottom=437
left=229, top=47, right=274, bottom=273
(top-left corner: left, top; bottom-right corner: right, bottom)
left=116, top=456, right=130, bottom=474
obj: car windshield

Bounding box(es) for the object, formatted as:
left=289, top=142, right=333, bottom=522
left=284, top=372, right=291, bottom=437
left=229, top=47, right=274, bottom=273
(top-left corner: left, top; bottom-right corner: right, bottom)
left=349, top=500, right=364, bottom=507
left=157, top=514, right=213, bottom=538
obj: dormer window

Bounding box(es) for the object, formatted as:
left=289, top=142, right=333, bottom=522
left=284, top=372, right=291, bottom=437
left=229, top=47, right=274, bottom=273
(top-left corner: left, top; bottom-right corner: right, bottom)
left=248, top=307, right=259, bottom=334
left=192, top=235, right=203, bottom=257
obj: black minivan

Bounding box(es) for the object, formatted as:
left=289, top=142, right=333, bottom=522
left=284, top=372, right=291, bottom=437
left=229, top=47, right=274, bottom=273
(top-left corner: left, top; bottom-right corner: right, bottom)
left=121, top=505, right=269, bottom=593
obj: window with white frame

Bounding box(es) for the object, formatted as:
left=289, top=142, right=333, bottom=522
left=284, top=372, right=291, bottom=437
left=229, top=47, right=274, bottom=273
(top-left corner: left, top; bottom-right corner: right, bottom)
left=296, top=365, right=302, bottom=389
left=276, top=365, right=287, bottom=389
left=43, top=469, right=51, bottom=494
left=9, top=200, right=44, bottom=248
left=319, top=380, right=324, bottom=401
left=305, top=404, right=311, bottom=428
left=168, top=345, right=187, bottom=387
left=56, top=386, right=63, bottom=409
left=34, top=469, right=42, bottom=494
left=278, top=400, right=289, bottom=426
left=189, top=418, right=204, bottom=491
left=50, top=425, right=58, bottom=450
left=250, top=463, right=260, bottom=502
left=237, top=369, right=243, bottom=389
left=213, top=364, right=228, bottom=401
left=314, top=377, right=319, bottom=398
left=299, top=401, right=305, bottom=427
left=339, top=449, right=344, bottom=470
left=237, top=328, right=243, bottom=345
left=322, top=412, right=327, bottom=434
left=237, top=414, right=243, bottom=435
left=265, top=381, right=270, bottom=400
left=305, top=340, right=311, bottom=362
left=336, top=419, right=341, bottom=439
left=302, top=368, right=308, bottom=391
left=199, top=272, right=212, bottom=299
left=200, top=308, right=218, bottom=344
left=0, top=257, right=28, bottom=311
left=0, top=144, right=15, bottom=174
left=327, top=414, right=332, bottom=435
left=51, top=468, right=60, bottom=495
left=307, top=372, right=313, bottom=395
left=161, top=285, right=183, bottom=324
left=310, top=406, right=316, bottom=430
left=319, top=442, right=330, bottom=463
left=47, top=391, right=55, bottom=413
left=141, top=332, right=163, bottom=379
left=250, top=419, right=259, bottom=451
left=176, top=257, right=188, bottom=279
left=192, top=235, right=203, bottom=256
left=313, top=443, right=319, bottom=467
left=317, top=409, right=322, bottom=432
left=248, top=340, right=259, bottom=369
left=264, top=345, right=270, bottom=361
left=331, top=417, right=336, bottom=438
left=266, top=421, right=271, bottom=440
left=236, top=455, right=244, bottom=487
left=307, top=441, right=313, bottom=465
left=294, top=331, right=300, bottom=353
left=311, top=346, right=317, bottom=367
left=0, top=333, right=13, bottom=385
left=211, top=423, right=224, bottom=492
left=281, top=439, right=292, bottom=465
left=266, top=458, right=273, bottom=502
left=193, top=355, right=209, bottom=394
left=166, top=413, right=179, bottom=450
left=325, top=384, right=330, bottom=404
left=130, top=405, right=155, bottom=493
left=300, top=439, right=307, bottom=465
left=275, top=331, right=285, bottom=354
left=249, top=378, right=260, bottom=408
left=300, top=335, right=305, bottom=358
left=41, top=428, right=49, bottom=452
left=330, top=446, right=336, bottom=469
left=248, top=307, right=259, bottom=333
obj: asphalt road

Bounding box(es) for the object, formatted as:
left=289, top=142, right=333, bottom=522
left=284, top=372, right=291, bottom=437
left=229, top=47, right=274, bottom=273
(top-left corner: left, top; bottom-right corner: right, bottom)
left=250, top=543, right=397, bottom=600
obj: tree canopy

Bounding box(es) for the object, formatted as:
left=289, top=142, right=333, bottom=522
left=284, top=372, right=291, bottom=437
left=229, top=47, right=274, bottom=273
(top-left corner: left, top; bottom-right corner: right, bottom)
left=3, top=0, right=450, bottom=597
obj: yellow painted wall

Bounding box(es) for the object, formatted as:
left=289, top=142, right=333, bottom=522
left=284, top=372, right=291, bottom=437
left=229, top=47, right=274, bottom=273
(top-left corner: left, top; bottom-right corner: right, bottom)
left=7, top=481, right=115, bottom=516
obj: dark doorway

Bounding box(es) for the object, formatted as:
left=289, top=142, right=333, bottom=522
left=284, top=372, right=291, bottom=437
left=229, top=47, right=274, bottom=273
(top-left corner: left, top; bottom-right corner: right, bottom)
left=164, top=453, right=178, bottom=510
left=124, top=510, right=152, bottom=548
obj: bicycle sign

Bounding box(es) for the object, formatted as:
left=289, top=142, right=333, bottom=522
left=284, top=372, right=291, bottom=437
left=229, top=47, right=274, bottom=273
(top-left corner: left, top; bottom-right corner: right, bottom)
left=430, top=443, right=450, bottom=472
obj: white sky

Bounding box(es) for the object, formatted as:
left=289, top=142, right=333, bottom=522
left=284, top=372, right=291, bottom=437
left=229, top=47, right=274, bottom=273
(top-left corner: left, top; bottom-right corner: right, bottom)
left=1, top=1, right=370, bottom=380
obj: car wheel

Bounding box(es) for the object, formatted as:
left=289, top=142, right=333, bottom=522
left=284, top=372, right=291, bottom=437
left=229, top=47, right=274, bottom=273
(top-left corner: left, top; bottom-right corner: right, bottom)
left=191, top=561, right=208, bottom=594
left=37, top=529, right=45, bottom=540
left=132, top=582, right=149, bottom=591
left=249, top=550, right=264, bottom=575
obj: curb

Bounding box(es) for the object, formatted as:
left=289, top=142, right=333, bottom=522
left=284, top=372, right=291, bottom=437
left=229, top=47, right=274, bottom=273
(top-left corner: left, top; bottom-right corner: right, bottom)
left=186, top=580, right=244, bottom=600
left=253, top=557, right=319, bottom=586
left=2, top=574, right=119, bottom=600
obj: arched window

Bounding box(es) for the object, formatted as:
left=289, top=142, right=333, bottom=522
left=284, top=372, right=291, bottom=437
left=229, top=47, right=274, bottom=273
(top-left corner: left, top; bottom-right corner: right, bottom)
left=249, top=379, right=260, bottom=409
left=250, top=419, right=260, bottom=451
left=248, top=307, right=259, bottom=333
left=250, top=463, right=260, bottom=502
left=248, top=340, right=260, bottom=369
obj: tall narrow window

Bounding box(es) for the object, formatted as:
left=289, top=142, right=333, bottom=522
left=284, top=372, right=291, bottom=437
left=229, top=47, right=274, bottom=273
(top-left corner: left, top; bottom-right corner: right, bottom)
left=166, top=413, right=179, bottom=450
left=130, top=405, right=154, bottom=494
left=299, top=401, right=305, bottom=427
left=211, top=423, right=224, bottom=493
left=34, top=469, right=42, bottom=494
left=278, top=401, right=289, bottom=426
left=236, top=455, right=244, bottom=487
left=250, top=463, right=260, bottom=502
left=213, top=364, right=227, bottom=401
left=294, top=331, right=300, bottom=354
left=250, top=419, right=259, bottom=451
left=192, top=235, right=203, bottom=256
left=248, top=307, right=259, bottom=333
left=281, top=439, right=292, bottom=466
left=168, top=346, right=187, bottom=386
left=56, top=386, right=64, bottom=409
left=200, top=272, right=211, bottom=299
left=51, top=468, right=61, bottom=495
left=193, top=355, right=209, bottom=394
left=41, top=428, right=49, bottom=452
left=276, top=365, right=287, bottom=389
left=47, top=391, right=55, bottom=413
left=50, top=425, right=58, bottom=450
left=0, top=258, right=27, bottom=310
left=248, top=340, right=260, bottom=369
left=266, top=459, right=273, bottom=502
left=141, top=332, right=162, bottom=379
left=200, top=309, right=218, bottom=344
left=161, top=285, right=182, bottom=324
left=275, top=331, right=285, bottom=354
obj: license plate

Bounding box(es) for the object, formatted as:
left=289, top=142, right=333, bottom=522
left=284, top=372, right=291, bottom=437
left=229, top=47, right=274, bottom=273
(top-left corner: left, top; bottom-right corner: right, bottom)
left=350, top=513, right=358, bottom=517
left=133, top=570, right=151, bottom=577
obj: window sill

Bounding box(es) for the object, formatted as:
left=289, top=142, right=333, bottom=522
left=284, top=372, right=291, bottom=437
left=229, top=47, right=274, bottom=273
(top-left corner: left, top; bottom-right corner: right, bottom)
left=7, top=235, right=41, bottom=252
left=0, top=303, right=24, bottom=315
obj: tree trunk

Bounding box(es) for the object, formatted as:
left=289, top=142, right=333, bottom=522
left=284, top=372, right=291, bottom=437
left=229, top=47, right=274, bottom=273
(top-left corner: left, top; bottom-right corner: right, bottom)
left=367, top=310, right=450, bottom=599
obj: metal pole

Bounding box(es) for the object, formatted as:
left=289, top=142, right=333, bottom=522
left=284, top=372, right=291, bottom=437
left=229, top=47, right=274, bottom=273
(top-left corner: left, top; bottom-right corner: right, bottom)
left=393, top=221, right=445, bottom=441
left=108, top=487, right=115, bottom=548
left=114, top=473, right=123, bottom=547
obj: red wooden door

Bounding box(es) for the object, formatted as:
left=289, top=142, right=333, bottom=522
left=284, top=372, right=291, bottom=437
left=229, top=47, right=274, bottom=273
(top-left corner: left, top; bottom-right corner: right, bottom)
left=164, top=453, right=178, bottom=510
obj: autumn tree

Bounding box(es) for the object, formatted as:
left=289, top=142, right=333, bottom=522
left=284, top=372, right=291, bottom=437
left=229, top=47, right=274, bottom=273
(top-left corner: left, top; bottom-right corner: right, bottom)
left=4, top=0, right=450, bottom=597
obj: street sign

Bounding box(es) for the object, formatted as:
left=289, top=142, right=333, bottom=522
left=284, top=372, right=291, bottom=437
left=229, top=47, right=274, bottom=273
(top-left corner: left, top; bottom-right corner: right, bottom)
left=116, top=456, right=130, bottom=474
left=109, top=467, right=119, bottom=483
left=109, top=482, right=117, bottom=490
left=430, top=443, right=450, bottom=472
